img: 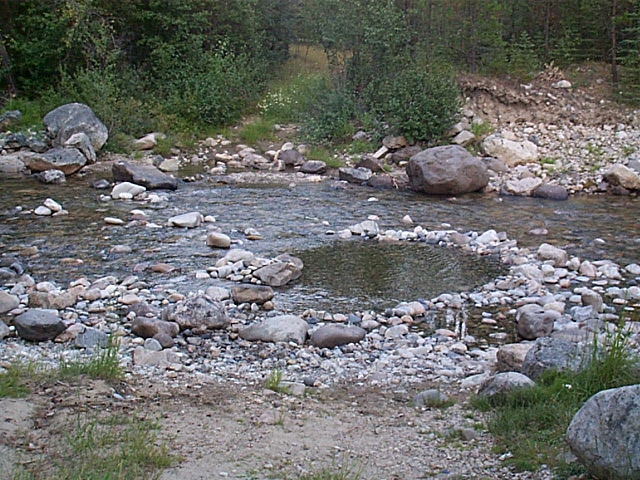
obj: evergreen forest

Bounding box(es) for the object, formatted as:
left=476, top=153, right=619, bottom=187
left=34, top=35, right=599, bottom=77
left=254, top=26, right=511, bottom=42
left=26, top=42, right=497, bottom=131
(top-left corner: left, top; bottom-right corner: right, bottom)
left=1, top=0, right=640, bottom=147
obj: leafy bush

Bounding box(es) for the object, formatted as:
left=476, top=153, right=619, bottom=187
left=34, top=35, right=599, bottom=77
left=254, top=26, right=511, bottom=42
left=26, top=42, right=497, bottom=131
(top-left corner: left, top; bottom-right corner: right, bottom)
left=299, top=84, right=357, bottom=144
left=368, top=65, right=461, bottom=143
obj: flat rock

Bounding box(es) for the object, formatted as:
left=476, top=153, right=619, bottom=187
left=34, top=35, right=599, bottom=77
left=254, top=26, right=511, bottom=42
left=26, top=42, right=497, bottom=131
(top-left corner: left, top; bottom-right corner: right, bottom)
left=64, top=132, right=96, bottom=163
left=603, top=164, right=640, bottom=190
left=111, top=182, right=146, bottom=199
left=0, top=152, right=29, bottom=174
left=310, top=324, right=367, bottom=349
left=532, top=183, right=569, bottom=200
left=239, top=315, right=309, bottom=345
left=482, top=135, right=539, bottom=167
left=112, top=161, right=178, bottom=190
left=496, top=342, right=535, bottom=372
left=299, top=160, right=327, bottom=175
left=131, top=317, right=179, bottom=339
left=168, top=212, right=203, bottom=228
left=339, top=167, right=372, bottom=184
left=206, top=232, right=231, bottom=248
left=23, top=148, right=87, bottom=175
left=567, top=384, right=640, bottom=479
left=0, top=320, right=10, bottom=340
left=503, top=177, right=543, bottom=196
left=75, top=327, right=108, bottom=349
left=231, top=285, right=274, bottom=305
left=14, top=309, right=66, bottom=342
left=521, top=337, right=588, bottom=380
left=278, top=149, right=305, bottom=167
left=34, top=169, right=66, bottom=184
left=0, top=291, right=20, bottom=314
left=516, top=304, right=559, bottom=340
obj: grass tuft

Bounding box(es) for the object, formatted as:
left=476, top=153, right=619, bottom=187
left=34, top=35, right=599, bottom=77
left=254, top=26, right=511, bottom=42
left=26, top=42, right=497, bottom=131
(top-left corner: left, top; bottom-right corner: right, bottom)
left=58, top=336, right=123, bottom=381
left=264, top=369, right=290, bottom=394
left=0, top=363, right=38, bottom=398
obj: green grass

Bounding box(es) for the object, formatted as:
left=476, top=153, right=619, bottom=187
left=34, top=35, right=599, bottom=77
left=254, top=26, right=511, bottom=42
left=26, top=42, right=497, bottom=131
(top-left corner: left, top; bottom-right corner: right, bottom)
left=264, top=369, right=290, bottom=394
left=470, top=120, right=494, bottom=137
left=18, top=412, right=177, bottom=480
left=58, top=336, right=123, bottom=381
left=307, top=147, right=342, bottom=168
left=239, top=117, right=276, bottom=144
left=478, top=326, right=640, bottom=474
left=0, top=363, right=37, bottom=398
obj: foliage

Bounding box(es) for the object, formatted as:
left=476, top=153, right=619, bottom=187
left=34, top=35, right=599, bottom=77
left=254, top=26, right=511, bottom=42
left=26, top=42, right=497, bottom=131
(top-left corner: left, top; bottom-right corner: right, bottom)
left=299, top=85, right=357, bottom=144
left=264, top=368, right=288, bottom=393
left=479, top=326, right=640, bottom=473
left=368, top=65, right=461, bottom=143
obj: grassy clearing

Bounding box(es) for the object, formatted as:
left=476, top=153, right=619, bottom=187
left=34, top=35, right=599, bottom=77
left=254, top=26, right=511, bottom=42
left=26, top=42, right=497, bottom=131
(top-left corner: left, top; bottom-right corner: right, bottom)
left=476, top=326, right=640, bottom=474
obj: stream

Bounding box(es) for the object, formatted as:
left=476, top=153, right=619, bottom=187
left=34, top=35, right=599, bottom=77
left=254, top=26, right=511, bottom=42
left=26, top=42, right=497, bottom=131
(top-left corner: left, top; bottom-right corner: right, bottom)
left=1, top=169, right=639, bottom=340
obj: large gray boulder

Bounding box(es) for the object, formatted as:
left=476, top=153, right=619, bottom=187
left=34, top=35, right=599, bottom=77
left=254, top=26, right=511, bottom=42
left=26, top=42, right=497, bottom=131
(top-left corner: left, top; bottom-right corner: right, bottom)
left=239, top=315, right=308, bottom=345
left=14, top=309, right=66, bottom=342
left=23, top=148, right=87, bottom=176
left=112, top=161, right=178, bottom=190
left=521, top=337, right=588, bottom=380
left=339, top=167, right=372, bottom=184
left=567, top=384, right=640, bottom=479
left=163, top=293, right=229, bottom=331
left=477, top=372, right=535, bottom=401
left=406, top=145, right=488, bottom=195
left=43, top=103, right=108, bottom=151
left=0, top=291, right=20, bottom=314
left=310, top=324, right=367, bottom=349
left=515, top=304, right=560, bottom=340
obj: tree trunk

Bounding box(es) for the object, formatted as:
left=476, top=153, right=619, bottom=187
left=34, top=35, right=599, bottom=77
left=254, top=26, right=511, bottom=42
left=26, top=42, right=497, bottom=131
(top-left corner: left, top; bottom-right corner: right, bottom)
left=0, top=31, right=16, bottom=97
left=611, top=0, right=619, bottom=84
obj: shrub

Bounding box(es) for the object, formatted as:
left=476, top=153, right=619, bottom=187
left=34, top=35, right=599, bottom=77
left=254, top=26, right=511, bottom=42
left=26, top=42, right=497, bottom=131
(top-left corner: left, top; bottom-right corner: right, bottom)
left=368, top=65, right=461, bottom=143
left=299, top=84, right=357, bottom=144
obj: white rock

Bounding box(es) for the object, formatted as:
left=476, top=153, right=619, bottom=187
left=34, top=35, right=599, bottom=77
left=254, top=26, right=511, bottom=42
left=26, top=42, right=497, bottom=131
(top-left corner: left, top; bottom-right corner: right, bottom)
left=34, top=206, right=52, bottom=216
left=43, top=198, right=62, bottom=212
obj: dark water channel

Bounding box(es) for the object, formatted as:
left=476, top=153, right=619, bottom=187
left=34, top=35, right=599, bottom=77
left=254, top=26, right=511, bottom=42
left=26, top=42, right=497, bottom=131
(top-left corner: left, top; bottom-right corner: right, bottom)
left=1, top=170, right=639, bottom=334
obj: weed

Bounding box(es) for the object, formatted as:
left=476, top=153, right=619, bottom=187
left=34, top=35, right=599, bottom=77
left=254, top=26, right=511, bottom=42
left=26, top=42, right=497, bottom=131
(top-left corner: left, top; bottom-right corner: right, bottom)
left=308, top=147, right=342, bottom=168
left=264, top=369, right=290, bottom=394
left=622, top=145, right=636, bottom=157
left=344, top=139, right=375, bottom=155
left=539, top=156, right=557, bottom=165
left=58, top=336, right=123, bottom=381
left=471, top=121, right=494, bottom=138
left=585, top=143, right=605, bottom=157
left=153, top=136, right=176, bottom=157
left=299, top=462, right=362, bottom=480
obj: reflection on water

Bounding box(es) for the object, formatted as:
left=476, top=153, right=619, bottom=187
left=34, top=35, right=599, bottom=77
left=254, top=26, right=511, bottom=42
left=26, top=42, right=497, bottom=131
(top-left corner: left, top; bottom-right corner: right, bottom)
left=291, top=242, right=503, bottom=311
